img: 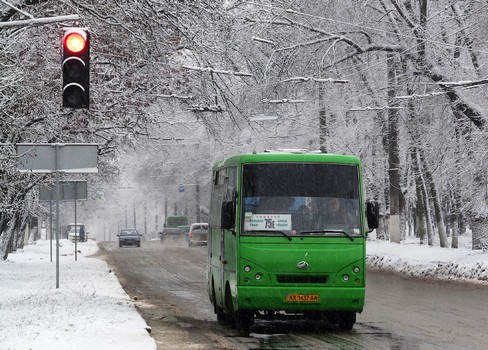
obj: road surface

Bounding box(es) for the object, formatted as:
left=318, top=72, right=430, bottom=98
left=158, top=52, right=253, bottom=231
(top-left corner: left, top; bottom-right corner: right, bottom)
left=98, top=239, right=488, bottom=349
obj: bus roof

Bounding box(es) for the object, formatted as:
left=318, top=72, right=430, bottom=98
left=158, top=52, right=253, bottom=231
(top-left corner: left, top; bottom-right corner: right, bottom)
left=213, top=151, right=361, bottom=170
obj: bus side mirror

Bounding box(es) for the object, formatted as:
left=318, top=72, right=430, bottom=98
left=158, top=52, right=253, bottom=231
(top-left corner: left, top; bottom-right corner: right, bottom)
left=366, top=200, right=379, bottom=230
left=221, top=201, right=235, bottom=231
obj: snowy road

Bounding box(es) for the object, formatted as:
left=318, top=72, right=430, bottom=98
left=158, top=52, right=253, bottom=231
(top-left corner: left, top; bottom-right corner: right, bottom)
left=99, top=239, right=488, bottom=350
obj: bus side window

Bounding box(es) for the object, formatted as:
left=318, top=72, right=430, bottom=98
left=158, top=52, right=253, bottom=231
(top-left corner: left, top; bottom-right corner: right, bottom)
left=224, top=167, right=237, bottom=201
left=221, top=200, right=235, bottom=230
left=210, top=170, right=224, bottom=228
left=214, top=170, right=219, bottom=186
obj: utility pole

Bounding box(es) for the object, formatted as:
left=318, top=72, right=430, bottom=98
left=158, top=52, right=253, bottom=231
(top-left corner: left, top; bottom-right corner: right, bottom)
left=133, top=204, right=136, bottom=229
left=144, top=203, right=147, bottom=236
left=318, top=83, right=327, bottom=153
left=196, top=180, right=201, bottom=222
left=164, top=198, right=168, bottom=222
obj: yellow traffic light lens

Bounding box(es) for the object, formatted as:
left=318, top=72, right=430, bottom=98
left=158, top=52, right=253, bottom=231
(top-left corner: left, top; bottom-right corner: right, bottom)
left=65, top=33, right=86, bottom=54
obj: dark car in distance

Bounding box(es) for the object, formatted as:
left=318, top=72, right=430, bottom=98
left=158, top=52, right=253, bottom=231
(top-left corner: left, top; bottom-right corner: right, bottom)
left=118, top=229, right=141, bottom=247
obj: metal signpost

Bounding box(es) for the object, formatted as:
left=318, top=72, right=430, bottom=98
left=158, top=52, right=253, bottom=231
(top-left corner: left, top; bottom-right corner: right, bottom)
left=16, top=143, right=98, bottom=173
left=40, top=181, right=88, bottom=261
left=16, top=143, right=98, bottom=288
left=39, top=187, right=54, bottom=262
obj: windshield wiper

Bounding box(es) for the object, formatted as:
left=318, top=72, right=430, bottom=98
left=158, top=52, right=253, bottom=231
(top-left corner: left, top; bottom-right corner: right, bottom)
left=245, top=230, right=292, bottom=241
left=299, top=229, right=354, bottom=241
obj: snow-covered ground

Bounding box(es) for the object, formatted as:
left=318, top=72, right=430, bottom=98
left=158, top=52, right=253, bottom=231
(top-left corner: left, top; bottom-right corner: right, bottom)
left=1, top=232, right=487, bottom=349
left=0, top=239, right=156, bottom=350
left=367, top=232, right=488, bottom=284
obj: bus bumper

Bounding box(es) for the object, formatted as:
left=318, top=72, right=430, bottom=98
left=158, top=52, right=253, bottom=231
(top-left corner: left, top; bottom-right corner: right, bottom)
left=237, top=286, right=365, bottom=312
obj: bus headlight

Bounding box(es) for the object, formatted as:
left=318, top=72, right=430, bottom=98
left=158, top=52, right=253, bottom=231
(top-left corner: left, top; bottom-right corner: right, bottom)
left=353, top=266, right=360, bottom=274
left=255, top=273, right=262, bottom=280
left=244, top=265, right=251, bottom=273
left=343, top=274, right=350, bottom=281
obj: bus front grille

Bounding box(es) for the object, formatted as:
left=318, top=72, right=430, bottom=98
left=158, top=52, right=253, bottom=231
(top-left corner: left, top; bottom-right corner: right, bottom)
left=276, top=275, right=328, bottom=284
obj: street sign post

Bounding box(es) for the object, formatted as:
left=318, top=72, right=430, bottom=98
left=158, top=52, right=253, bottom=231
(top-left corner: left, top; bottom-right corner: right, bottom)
left=16, top=143, right=98, bottom=288
left=40, top=180, right=88, bottom=201
left=16, top=143, right=98, bottom=173
left=40, top=180, right=88, bottom=261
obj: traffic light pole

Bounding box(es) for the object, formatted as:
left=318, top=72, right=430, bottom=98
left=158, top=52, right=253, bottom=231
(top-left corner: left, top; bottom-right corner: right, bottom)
left=55, top=145, right=60, bottom=289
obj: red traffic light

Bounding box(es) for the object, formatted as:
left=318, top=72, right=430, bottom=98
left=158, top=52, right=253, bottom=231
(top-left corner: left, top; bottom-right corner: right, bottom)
left=64, top=31, right=87, bottom=54
left=62, top=28, right=90, bottom=109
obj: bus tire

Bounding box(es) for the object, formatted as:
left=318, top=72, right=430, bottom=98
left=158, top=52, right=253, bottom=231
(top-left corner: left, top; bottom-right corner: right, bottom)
left=235, top=310, right=253, bottom=332
left=337, top=312, right=356, bottom=331
left=216, top=304, right=227, bottom=325
left=224, top=286, right=237, bottom=329
left=213, top=284, right=227, bottom=325
left=225, top=285, right=252, bottom=332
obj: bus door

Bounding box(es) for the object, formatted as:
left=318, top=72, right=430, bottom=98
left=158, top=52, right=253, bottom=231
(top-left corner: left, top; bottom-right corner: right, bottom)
left=220, top=166, right=237, bottom=303
left=219, top=226, right=225, bottom=300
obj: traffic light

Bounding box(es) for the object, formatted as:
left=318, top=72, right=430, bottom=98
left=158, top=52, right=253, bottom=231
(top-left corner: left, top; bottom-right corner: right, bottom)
left=62, top=28, right=90, bottom=109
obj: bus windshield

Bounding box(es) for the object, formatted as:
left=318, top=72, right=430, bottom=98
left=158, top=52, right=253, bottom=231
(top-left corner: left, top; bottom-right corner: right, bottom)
left=241, top=163, right=362, bottom=237
left=166, top=216, right=189, bottom=228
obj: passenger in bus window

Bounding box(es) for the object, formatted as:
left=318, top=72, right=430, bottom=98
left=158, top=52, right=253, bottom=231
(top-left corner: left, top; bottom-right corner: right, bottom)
left=323, top=197, right=351, bottom=227
left=243, top=197, right=260, bottom=212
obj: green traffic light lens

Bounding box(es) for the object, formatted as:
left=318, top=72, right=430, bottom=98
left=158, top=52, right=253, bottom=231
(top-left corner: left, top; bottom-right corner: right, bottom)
left=63, top=84, right=86, bottom=107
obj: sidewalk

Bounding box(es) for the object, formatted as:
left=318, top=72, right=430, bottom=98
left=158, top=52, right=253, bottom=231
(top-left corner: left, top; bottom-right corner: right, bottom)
left=0, top=239, right=156, bottom=350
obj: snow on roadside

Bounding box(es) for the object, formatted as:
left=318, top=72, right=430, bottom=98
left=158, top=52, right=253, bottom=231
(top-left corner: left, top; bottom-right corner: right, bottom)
left=0, top=239, right=156, bottom=350
left=366, top=234, right=488, bottom=285
left=2, top=231, right=488, bottom=349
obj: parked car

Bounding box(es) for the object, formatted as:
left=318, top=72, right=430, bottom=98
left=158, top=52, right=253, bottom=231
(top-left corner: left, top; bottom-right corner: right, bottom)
left=117, top=229, right=141, bottom=247
left=66, top=223, right=87, bottom=240
left=68, top=226, right=87, bottom=242
left=188, top=223, right=208, bottom=247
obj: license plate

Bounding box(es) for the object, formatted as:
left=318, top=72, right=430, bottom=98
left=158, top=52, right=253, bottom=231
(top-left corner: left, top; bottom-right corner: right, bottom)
left=285, top=294, right=319, bottom=302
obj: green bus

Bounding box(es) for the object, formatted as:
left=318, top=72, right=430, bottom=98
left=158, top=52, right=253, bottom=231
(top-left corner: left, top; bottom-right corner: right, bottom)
left=207, top=151, right=379, bottom=331
left=165, top=215, right=189, bottom=228
left=160, top=215, right=190, bottom=242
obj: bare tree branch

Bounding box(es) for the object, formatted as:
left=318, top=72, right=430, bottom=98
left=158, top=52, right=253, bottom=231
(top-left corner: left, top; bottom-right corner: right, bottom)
left=0, top=0, right=34, bottom=19
left=262, top=99, right=307, bottom=104
left=280, top=77, right=349, bottom=84
left=182, top=65, right=253, bottom=77
left=0, top=15, right=80, bottom=28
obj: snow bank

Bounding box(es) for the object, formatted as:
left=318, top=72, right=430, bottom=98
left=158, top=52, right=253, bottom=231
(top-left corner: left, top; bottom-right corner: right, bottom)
left=366, top=236, right=488, bottom=285
left=0, top=239, right=156, bottom=350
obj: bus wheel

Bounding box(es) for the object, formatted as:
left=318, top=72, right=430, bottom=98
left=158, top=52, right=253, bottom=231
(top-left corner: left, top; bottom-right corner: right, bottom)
left=224, top=287, right=237, bottom=329
left=235, top=310, right=253, bottom=332
left=337, top=312, right=356, bottom=331
left=216, top=304, right=227, bottom=325
left=213, top=285, right=227, bottom=325
left=224, top=287, right=253, bottom=332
